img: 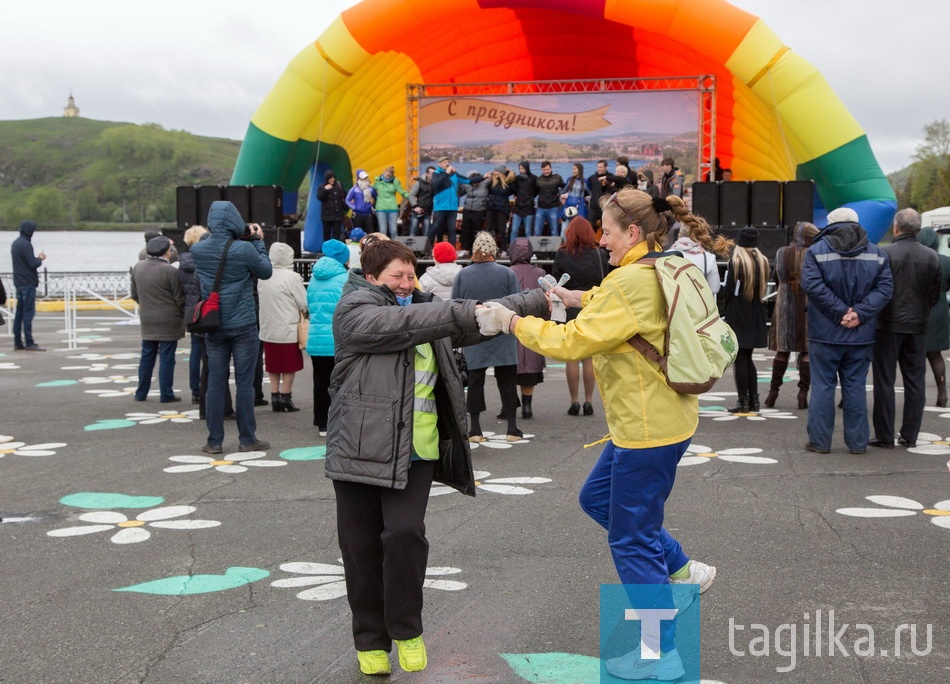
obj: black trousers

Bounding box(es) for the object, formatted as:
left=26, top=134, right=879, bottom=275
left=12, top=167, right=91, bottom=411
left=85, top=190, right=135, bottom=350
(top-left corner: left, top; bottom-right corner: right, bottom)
left=322, top=220, right=344, bottom=242
left=872, top=330, right=927, bottom=442
left=733, top=348, right=758, bottom=398
left=311, top=355, right=335, bottom=429
left=485, top=209, right=510, bottom=250
left=460, top=209, right=486, bottom=251
left=466, top=364, right=520, bottom=414
left=333, top=460, right=435, bottom=651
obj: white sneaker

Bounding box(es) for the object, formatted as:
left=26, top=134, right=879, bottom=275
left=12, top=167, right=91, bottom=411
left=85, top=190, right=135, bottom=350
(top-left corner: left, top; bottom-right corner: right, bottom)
left=670, top=560, right=716, bottom=593
left=605, top=647, right=685, bottom=681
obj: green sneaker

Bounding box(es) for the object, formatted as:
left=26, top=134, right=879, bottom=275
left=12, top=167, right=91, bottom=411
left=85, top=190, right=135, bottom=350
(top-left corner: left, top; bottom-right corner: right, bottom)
left=395, top=636, right=427, bottom=672
left=357, top=649, right=391, bottom=675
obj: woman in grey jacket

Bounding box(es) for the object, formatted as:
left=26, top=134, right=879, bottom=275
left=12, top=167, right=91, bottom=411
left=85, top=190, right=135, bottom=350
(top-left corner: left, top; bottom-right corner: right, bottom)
left=327, top=238, right=546, bottom=676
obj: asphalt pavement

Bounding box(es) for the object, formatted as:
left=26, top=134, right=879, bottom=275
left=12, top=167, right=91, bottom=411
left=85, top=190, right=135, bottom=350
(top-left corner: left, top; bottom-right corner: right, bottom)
left=1, top=311, right=948, bottom=683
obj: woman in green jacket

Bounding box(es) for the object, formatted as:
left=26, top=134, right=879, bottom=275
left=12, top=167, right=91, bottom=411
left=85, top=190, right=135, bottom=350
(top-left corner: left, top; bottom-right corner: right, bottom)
left=373, top=166, right=408, bottom=239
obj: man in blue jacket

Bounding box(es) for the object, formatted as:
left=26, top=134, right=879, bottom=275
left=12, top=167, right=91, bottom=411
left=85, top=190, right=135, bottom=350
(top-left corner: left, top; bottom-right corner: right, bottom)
left=11, top=220, right=46, bottom=351
left=801, top=207, right=893, bottom=454
left=192, top=201, right=273, bottom=454
left=426, top=158, right=482, bottom=254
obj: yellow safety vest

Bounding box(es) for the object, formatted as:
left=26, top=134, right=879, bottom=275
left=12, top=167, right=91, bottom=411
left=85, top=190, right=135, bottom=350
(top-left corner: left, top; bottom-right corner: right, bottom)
left=412, top=343, right=440, bottom=460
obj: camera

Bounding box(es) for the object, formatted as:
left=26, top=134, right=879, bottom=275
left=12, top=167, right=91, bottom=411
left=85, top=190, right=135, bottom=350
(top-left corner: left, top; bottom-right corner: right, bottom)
left=242, top=222, right=263, bottom=241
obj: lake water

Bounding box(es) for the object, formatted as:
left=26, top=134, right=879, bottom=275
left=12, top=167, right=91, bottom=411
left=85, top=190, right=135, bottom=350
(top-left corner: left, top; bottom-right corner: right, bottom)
left=0, top=231, right=145, bottom=273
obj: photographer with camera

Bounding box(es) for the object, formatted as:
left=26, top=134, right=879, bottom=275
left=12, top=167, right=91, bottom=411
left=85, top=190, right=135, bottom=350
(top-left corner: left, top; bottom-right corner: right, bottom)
left=192, top=201, right=273, bottom=454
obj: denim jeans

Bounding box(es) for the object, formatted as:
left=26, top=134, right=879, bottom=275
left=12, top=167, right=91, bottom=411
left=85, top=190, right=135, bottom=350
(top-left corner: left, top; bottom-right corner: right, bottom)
left=807, top=341, right=872, bottom=451
left=13, top=285, right=37, bottom=347
left=136, top=339, right=178, bottom=401
left=509, top=213, right=534, bottom=240
left=534, top=206, right=561, bottom=237
left=409, top=212, right=430, bottom=237
left=204, top=324, right=261, bottom=447
left=189, top=333, right=205, bottom=396
left=377, top=211, right=399, bottom=238
left=427, top=211, right=456, bottom=248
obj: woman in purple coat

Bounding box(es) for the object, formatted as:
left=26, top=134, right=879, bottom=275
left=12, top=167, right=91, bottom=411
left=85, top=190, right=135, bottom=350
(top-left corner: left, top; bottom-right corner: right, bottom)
left=506, top=238, right=547, bottom=418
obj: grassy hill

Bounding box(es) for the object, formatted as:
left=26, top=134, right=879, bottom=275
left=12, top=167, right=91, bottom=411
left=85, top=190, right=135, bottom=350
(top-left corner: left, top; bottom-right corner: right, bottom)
left=0, top=117, right=242, bottom=229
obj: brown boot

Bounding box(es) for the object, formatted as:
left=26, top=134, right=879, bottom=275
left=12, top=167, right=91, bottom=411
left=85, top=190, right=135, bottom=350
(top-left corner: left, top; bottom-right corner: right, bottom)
left=937, top=375, right=947, bottom=408
left=764, top=357, right=789, bottom=408
left=797, top=359, right=810, bottom=410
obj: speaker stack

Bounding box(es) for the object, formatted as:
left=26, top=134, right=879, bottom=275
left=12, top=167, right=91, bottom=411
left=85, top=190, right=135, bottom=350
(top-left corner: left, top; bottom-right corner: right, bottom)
left=224, top=186, right=252, bottom=222
left=175, top=186, right=199, bottom=229
left=690, top=182, right=719, bottom=228
left=719, top=181, right=750, bottom=229
left=749, top=181, right=781, bottom=229
left=249, top=185, right=283, bottom=228
left=782, top=180, right=814, bottom=229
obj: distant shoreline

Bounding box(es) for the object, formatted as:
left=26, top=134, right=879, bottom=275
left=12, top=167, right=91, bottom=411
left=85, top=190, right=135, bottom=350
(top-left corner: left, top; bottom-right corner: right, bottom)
left=0, top=224, right=173, bottom=232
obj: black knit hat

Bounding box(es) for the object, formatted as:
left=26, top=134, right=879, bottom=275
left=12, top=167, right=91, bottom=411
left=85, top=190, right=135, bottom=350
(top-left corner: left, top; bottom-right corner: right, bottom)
left=736, top=227, right=759, bottom=248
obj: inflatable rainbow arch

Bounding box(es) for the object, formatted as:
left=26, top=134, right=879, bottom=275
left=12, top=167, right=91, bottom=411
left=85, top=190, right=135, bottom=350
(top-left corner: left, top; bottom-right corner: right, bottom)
left=231, top=0, right=896, bottom=248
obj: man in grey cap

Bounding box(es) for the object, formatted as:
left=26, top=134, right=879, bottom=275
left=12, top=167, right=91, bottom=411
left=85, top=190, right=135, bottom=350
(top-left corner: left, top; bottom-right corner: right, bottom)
left=139, top=229, right=178, bottom=263
left=11, top=219, right=46, bottom=351
left=131, top=236, right=185, bottom=403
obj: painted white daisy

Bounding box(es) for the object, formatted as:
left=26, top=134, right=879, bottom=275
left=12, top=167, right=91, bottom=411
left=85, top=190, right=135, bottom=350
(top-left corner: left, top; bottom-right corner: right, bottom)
left=164, top=451, right=287, bottom=474
left=270, top=559, right=466, bottom=601
left=0, top=436, right=67, bottom=458
left=430, top=469, right=551, bottom=496
left=922, top=406, right=950, bottom=419
left=61, top=362, right=139, bottom=371
left=905, top=432, right=950, bottom=455
left=67, top=353, right=139, bottom=361
left=77, top=375, right=138, bottom=385
left=678, top=444, right=776, bottom=467
left=47, top=505, right=220, bottom=544
left=0, top=362, right=21, bottom=370
left=469, top=431, right=534, bottom=450
left=699, top=407, right=798, bottom=422
left=126, top=409, right=199, bottom=424
left=836, top=496, right=950, bottom=529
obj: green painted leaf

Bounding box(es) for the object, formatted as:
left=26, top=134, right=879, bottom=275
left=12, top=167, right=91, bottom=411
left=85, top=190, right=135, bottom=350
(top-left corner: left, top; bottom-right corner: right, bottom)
left=114, top=567, right=270, bottom=595
left=501, top=653, right=600, bottom=684
left=280, top=445, right=327, bottom=461
left=84, top=419, right=137, bottom=431
left=60, top=493, right=165, bottom=509
left=37, top=380, right=79, bottom=387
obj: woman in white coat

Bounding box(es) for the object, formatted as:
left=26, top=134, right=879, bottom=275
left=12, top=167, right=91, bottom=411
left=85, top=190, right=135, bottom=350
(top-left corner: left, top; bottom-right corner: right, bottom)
left=258, top=242, right=309, bottom=411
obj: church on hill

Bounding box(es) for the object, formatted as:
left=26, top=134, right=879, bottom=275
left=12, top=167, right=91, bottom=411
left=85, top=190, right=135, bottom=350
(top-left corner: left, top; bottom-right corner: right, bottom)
left=63, top=93, right=80, bottom=117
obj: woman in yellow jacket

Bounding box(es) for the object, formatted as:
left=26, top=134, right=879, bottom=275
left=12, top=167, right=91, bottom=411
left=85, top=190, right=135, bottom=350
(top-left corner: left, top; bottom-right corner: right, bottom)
left=475, top=188, right=717, bottom=681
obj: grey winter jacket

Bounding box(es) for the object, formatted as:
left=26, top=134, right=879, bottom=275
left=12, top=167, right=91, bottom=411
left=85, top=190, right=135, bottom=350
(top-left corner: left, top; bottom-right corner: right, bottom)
left=326, top=269, right=547, bottom=495
left=131, top=258, right=185, bottom=341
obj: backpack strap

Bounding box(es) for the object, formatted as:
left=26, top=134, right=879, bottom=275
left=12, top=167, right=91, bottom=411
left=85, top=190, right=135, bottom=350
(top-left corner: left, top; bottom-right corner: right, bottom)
left=210, top=239, right=234, bottom=294
left=629, top=333, right=668, bottom=372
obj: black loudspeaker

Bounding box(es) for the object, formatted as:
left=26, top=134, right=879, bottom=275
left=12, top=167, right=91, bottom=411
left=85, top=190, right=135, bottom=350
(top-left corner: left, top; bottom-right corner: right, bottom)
left=394, top=235, right=428, bottom=255
left=249, top=185, right=283, bottom=228
left=224, top=186, right=252, bottom=223
left=691, top=182, right=720, bottom=227
left=175, top=186, right=198, bottom=229
left=528, top=235, right=564, bottom=258
left=750, top=181, right=781, bottom=229
left=197, top=186, right=225, bottom=226
left=782, top=180, right=815, bottom=229
left=719, top=181, right=750, bottom=228
left=162, top=227, right=186, bottom=258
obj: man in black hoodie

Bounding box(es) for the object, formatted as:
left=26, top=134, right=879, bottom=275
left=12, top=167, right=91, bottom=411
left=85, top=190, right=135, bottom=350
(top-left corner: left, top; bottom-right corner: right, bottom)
left=11, top=220, right=46, bottom=351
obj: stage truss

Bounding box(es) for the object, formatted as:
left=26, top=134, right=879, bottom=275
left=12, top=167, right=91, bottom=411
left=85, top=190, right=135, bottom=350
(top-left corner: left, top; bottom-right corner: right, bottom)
left=406, top=76, right=716, bottom=181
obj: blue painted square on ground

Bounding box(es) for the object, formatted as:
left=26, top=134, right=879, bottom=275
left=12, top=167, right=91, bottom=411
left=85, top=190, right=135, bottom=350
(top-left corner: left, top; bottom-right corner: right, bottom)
left=600, top=583, right=700, bottom=682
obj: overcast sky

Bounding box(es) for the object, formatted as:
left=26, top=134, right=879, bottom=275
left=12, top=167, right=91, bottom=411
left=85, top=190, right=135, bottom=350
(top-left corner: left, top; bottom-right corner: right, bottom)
left=0, top=0, right=943, bottom=174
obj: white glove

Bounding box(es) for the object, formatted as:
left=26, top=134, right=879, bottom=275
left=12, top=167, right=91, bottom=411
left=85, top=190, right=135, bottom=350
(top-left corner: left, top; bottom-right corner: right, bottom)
left=476, top=301, right=516, bottom=335
left=539, top=274, right=571, bottom=323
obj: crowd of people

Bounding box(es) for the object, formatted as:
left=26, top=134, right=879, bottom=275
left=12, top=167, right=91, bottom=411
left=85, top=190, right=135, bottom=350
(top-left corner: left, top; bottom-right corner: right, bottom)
left=314, top=155, right=687, bottom=259
left=11, top=173, right=949, bottom=677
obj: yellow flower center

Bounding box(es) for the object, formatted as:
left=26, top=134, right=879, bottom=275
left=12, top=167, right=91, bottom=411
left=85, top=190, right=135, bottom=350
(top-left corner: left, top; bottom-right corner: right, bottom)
left=475, top=480, right=483, bottom=486
left=935, top=441, right=950, bottom=446
left=923, top=509, right=950, bottom=516
left=210, top=460, right=233, bottom=466
left=698, top=452, right=717, bottom=458
left=0, top=449, right=14, bottom=455
left=117, top=520, right=146, bottom=527
left=165, top=414, right=186, bottom=419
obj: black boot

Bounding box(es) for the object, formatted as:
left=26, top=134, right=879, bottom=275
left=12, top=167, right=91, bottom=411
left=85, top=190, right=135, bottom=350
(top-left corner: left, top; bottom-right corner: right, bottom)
left=764, top=357, right=788, bottom=408
left=728, top=393, right=750, bottom=413
left=797, top=359, right=811, bottom=410
left=749, top=393, right=760, bottom=412
left=937, top=375, right=947, bottom=408
left=271, top=392, right=281, bottom=412
left=521, top=395, right=533, bottom=419
left=280, top=392, right=300, bottom=412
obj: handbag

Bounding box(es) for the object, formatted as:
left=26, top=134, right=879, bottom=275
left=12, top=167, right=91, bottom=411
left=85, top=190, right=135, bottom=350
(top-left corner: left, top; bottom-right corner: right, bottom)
left=187, top=238, right=233, bottom=334
left=297, top=314, right=309, bottom=350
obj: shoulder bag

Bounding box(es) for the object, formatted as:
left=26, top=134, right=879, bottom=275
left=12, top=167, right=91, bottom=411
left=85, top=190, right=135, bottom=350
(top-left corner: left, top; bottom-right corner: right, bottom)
left=187, top=239, right=233, bottom=334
